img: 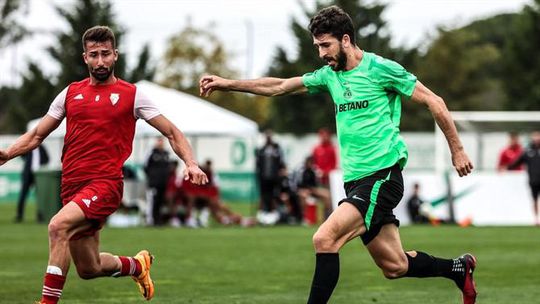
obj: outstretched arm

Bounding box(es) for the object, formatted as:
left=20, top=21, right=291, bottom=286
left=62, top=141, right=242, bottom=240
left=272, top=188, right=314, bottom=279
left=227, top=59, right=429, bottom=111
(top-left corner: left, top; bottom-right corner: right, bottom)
left=145, top=115, right=208, bottom=185
left=410, top=81, right=473, bottom=177
left=0, top=115, right=61, bottom=166
left=199, top=75, right=307, bottom=97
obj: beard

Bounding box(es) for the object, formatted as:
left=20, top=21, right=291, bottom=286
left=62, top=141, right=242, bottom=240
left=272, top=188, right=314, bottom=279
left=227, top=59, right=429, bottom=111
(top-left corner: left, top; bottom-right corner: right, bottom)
left=89, top=64, right=114, bottom=82
left=324, top=44, right=347, bottom=71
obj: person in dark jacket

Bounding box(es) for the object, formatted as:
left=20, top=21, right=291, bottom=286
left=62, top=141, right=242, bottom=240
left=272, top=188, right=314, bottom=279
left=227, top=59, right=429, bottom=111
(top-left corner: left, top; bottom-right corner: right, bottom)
left=277, top=164, right=302, bottom=224
left=144, top=138, right=170, bottom=226
left=405, top=183, right=429, bottom=224
left=15, top=145, right=49, bottom=222
left=508, top=131, right=540, bottom=225
left=255, top=130, right=284, bottom=224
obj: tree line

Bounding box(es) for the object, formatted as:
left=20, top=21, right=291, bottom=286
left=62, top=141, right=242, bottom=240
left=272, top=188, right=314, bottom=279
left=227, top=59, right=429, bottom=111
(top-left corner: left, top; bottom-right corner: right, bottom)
left=1, top=0, right=539, bottom=134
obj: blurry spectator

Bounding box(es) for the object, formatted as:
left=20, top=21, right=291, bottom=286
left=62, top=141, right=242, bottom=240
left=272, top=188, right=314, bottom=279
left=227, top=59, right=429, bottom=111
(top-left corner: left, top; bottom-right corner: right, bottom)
left=144, top=137, right=170, bottom=226
left=255, top=129, right=284, bottom=224
left=107, top=166, right=142, bottom=228
left=508, top=131, right=540, bottom=225
left=405, top=183, right=429, bottom=224
left=122, top=165, right=137, bottom=180
left=312, top=127, right=337, bottom=186
left=498, top=132, right=524, bottom=171
left=165, top=160, right=195, bottom=227
left=15, top=145, right=49, bottom=223
left=183, top=159, right=253, bottom=226
left=277, top=164, right=302, bottom=224
left=120, top=165, right=141, bottom=212
left=296, top=156, right=333, bottom=224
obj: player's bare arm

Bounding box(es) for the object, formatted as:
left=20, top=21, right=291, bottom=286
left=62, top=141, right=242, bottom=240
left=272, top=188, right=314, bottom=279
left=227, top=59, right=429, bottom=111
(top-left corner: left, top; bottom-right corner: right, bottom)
left=199, top=75, right=307, bottom=97
left=410, top=81, right=473, bottom=177
left=0, top=115, right=61, bottom=166
left=146, top=114, right=208, bottom=185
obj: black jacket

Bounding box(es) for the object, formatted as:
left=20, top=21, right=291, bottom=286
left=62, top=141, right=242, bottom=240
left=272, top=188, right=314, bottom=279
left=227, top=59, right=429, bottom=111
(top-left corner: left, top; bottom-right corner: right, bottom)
left=21, top=146, right=49, bottom=178
left=144, top=148, right=170, bottom=187
left=255, top=143, right=284, bottom=180
left=509, top=143, right=540, bottom=185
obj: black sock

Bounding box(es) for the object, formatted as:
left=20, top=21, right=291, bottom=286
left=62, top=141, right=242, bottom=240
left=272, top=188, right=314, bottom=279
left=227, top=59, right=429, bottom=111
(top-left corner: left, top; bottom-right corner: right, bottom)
left=307, top=253, right=340, bottom=304
left=404, top=251, right=464, bottom=285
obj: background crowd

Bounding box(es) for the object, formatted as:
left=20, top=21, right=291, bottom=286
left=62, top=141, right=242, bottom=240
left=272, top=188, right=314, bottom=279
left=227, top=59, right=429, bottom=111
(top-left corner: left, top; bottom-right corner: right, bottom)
left=131, top=127, right=338, bottom=228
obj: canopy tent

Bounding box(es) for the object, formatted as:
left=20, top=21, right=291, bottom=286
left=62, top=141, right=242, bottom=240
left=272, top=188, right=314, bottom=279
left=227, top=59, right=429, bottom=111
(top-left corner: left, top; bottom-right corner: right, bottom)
left=134, top=81, right=258, bottom=136
left=26, top=80, right=259, bottom=137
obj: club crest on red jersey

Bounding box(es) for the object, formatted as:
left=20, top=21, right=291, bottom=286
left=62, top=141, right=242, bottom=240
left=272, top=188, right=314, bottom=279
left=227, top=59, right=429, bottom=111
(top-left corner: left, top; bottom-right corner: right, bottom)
left=110, top=93, right=120, bottom=105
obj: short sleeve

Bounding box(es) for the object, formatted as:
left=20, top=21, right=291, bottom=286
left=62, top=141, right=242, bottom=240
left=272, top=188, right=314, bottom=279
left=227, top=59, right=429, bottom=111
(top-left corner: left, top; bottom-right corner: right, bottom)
left=47, top=87, right=68, bottom=120
left=134, top=87, right=161, bottom=120
left=302, top=67, right=329, bottom=94
left=372, top=55, right=417, bottom=98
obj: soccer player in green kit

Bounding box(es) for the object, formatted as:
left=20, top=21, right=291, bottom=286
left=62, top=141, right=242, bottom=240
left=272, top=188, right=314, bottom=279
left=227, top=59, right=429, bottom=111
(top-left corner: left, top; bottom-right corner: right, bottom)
left=199, top=6, right=477, bottom=304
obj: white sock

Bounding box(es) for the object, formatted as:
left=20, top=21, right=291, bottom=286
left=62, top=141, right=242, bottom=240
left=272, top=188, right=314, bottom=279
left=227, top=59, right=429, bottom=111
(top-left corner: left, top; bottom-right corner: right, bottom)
left=46, top=265, right=63, bottom=276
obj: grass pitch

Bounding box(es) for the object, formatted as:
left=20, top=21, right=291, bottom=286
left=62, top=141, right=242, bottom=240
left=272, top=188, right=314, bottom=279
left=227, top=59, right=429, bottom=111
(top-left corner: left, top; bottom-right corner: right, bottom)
left=1, top=202, right=539, bottom=304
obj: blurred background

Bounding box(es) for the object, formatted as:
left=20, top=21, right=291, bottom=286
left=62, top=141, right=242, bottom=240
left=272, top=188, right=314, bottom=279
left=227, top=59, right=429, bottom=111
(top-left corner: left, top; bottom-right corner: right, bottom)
left=2, top=1, right=540, bottom=303
left=2, top=0, right=540, bottom=227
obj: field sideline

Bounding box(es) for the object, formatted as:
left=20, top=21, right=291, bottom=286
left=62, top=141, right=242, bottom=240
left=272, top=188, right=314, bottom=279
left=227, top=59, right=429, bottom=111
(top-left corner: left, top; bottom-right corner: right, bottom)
left=1, top=203, right=539, bottom=304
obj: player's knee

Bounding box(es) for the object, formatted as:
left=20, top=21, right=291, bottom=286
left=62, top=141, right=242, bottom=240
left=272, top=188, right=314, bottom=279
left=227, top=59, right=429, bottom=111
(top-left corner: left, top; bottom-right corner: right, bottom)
left=48, top=219, right=69, bottom=242
left=380, top=259, right=408, bottom=279
left=312, top=231, right=337, bottom=252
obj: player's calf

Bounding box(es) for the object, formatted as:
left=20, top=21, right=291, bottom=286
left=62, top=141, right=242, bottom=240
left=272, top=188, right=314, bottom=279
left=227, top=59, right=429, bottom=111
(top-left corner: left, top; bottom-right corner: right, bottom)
left=378, top=255, right=408, bottom=279
left=75, top=264, right=102, bottom=280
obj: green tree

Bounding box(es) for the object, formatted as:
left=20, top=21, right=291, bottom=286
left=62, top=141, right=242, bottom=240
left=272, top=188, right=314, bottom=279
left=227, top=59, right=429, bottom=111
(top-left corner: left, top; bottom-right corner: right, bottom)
left=502, top=0, right=540, bottom=110
left=0, top=0, right=155, bottom=134
left=48, top=0, right=155, bottom=86
left=126, top=44, right=155, bottom=83
left=159, top=25, right=235, bottom=92
left=0, top=62, right=55, bottom=132
left=267, top=0, right=413, bottom=134
left=0, top=0, right=28, bottom=48
left=402, top=12, right=528, bottom=130
left=158, top=23, right=270, bottom=125
left=48, top=0, right=127, bottom=90
left=0, top=0, right=29, bottom=129
left=405, top=28, right=502, bottom=130
left=0, top=86, right=17, bottom=129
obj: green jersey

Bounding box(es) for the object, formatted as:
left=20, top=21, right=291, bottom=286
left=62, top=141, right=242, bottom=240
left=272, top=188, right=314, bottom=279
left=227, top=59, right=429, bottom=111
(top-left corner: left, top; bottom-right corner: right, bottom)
left=302, top=51, right=417, bottom=182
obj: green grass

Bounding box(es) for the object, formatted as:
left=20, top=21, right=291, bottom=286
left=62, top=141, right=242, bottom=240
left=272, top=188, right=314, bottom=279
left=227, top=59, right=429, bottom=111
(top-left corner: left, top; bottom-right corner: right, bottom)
left=1, top=203, right=539, bottom=303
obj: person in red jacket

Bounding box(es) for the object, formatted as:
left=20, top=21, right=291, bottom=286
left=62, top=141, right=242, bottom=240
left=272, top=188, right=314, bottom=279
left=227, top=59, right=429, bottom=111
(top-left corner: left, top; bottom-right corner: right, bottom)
left=312, top=127, right=337, bottom=187
left=498, top=132, right=524, bottom=171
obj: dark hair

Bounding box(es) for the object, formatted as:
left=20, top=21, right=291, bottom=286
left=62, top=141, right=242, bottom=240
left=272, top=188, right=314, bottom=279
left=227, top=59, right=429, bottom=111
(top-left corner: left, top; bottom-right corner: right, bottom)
left=82, top=25, right=116, bottom=51
left=308, top=6, right=356, bottom=44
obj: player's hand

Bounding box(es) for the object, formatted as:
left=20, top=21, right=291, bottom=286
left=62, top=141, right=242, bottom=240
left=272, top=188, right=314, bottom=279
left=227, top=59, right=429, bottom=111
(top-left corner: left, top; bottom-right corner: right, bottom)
left=184, top=164, right=209, bottom=185
left=199, top=75, right=229, bottom=98
left=0, top=150, right=9, bottom=166
left=452, top=150, right=473, bottom=177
